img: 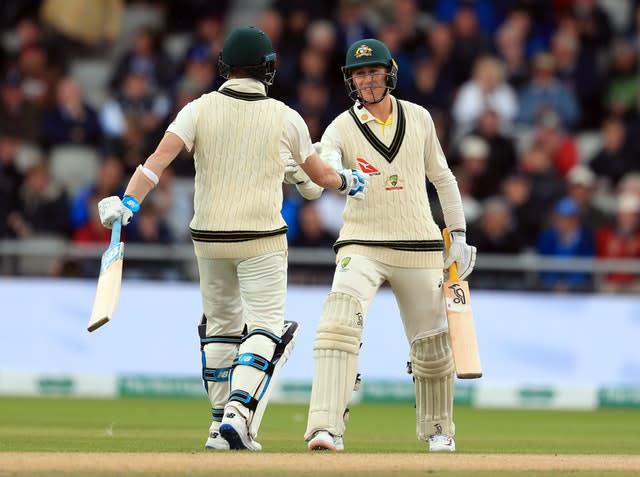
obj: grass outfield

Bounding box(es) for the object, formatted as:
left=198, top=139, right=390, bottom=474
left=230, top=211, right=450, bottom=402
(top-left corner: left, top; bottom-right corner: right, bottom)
left=1, top=397, right=639, bottom=476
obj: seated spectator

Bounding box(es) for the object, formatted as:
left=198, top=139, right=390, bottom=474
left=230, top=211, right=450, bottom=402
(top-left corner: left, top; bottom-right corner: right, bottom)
left=565, top=165, right=610, bottom=232
left=448, top=5, right=491, bottom=88
left=7, top=161, right=70, bottom=238
left=405, top=55, right=453, bottom=116
left=42, top=77, right=101, bottom=149
left=291, top=201, right=336, bottom=248
left=71, top=197, right=111, bottom=244
left=100, top=70, right=170, bottom=169
left=452, top=55, right=518, bottom=138
left=0, top=71, right=42, bottom=144
left=467, top=196, right=527, bottom=289
left=532, top=111, right=578, bottom=178
left=0, top=131, right=25, bottom=238
left=517, top=52, right=580, bottom=131
left=501, top=173, right=547, bottom=247
left=536, top=197, right=595, bottom=292
left=590, top=117, right=636, bottom=187
left=520, top=144, right=566, bottom=218
left=70, top=156, right=124, bottom=230
left=109, top=28, right=175, bottom=94
left=596, top=193, right=640, bottom=293
left=456, top=135, right=494, bottom=200
left=603, top=39, right=639, bottom=120
left=470, top=108, right=518, bottom=185
left=494, top=19, right=528, bottom=89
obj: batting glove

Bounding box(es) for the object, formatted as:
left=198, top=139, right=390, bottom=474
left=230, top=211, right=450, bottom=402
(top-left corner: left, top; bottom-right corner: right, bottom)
left=443, top=231, right=477, bottom=279
left=337, top=169, right=368, bottom=200
left=97, top=195, right=139, bottom=228
left=284, top=158, right=309, bottom=185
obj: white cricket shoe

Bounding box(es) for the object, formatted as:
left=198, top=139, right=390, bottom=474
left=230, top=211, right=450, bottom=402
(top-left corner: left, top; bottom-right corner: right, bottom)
left=307, top=430, right=344, bottom=452
left=204, top=423, right=230, bottom=450
left=219, top=408, right=262, bottom=451
left=428, top=434, right=456, bottom=452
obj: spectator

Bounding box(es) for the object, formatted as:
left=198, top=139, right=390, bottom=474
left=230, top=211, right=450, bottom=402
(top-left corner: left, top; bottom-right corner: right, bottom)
left=0, top=131, right=24, bottom=238
left=291, top=201, right=336, bottom=248
left=109, top=28, right=175, bottom=94
left=471, top=109, right=518, bottom=183
left=467, top=196, right=527, bottom=289
left=501, top=173, right=546, bottom=248
left=532, top=111, right=578, bottom=178
left=456, top=135, right=494, bottom=200
left=0, top=71, right=42, bottom=143
left=448, top=5, right=491, bottom=87
left=595, top=193, right=640, bottom=293
left=517, top=52, right=580, bottom=130
left=494, top=18, right=528, bottom=89
left=40, top=0, right=123, bottom=57
left=405, top=55, right=453, bottom=116
left=565, top=165, right=610, bottom=232
left=520, top=144, right=566, bottom=219
left=42, top=77, right=101, bottom=149
left=603, top=39, right=639, bottom=120
left=590, top=117, right=636, bottom=187
left=7, top=161, right=70, bottom=238
left=70, top=156, right=124, bottom=230
left=536, top=197, right=595, bottom=292
left=452, top=55, right=518, bottom=138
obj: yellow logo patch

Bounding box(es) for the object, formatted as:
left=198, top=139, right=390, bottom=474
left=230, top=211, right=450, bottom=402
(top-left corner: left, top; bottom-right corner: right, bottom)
left=354, top=44, right=373, bottom=58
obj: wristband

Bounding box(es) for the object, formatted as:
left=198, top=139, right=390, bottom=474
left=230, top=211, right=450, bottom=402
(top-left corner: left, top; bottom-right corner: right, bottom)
left=337, top=172, right=347, bottom=192
left=122, top=195, right=141, bottom=213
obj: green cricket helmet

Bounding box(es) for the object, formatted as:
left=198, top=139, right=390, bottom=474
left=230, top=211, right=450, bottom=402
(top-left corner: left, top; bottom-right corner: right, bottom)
left=341, top=38, right=398, bottom=104
left=218, top=26, right=277, bottom=85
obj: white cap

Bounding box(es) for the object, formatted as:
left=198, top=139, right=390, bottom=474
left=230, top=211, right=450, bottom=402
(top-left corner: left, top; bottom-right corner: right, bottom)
left=567, top=165, right=595, bottom=187
left=460, top=136, right=489, bottom=159
left=618, top=193, right=640, bottom=213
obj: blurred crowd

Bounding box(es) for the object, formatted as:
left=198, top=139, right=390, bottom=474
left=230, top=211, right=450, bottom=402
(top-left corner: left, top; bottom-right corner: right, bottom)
left=1, top=0, right=640, bottom=292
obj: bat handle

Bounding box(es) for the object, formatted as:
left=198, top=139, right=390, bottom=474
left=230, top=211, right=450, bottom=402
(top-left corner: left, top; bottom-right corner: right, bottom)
left=442, top=227, right=460, bottom=281
left=110, top=217, right=122, bottom=247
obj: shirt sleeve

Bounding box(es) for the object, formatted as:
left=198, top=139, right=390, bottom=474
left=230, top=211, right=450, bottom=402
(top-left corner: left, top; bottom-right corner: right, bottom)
left=282, top=107, right=315, bottom=165
left=423, top=108, right=466, bottom=232
left=166, top=99, right=199, bottom=152
left=319, top=120, right=344, bottom=171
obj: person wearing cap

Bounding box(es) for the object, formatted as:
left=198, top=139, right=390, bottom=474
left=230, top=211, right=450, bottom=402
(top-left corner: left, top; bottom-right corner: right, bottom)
left=595, top=193, right=640, bottom=293
left=96, top=26, right=368, bottom=451
left=536, top=197, right=595, bottom=291
left=304, top=38, right=475, bottom=453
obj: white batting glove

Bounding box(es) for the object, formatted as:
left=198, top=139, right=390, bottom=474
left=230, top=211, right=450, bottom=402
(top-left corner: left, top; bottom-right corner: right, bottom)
left=337, top=169, right=368, bottom=200
left=98, top=195, right=136, bottom=228
left=284, top=158, right=308, bottom=185
left=443, top=231, right=477, bottom=279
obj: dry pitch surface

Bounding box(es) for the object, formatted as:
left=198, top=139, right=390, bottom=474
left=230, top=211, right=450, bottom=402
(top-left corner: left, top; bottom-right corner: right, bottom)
left=2, top=452, right=640, bottom=474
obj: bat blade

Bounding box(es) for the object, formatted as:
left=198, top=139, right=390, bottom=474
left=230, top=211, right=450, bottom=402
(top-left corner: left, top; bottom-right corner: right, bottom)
left=443, top=278, right=482, bottom=378
left=87, top=219, right=124, bottom=332
left=443, top=228, right=482, bottom=379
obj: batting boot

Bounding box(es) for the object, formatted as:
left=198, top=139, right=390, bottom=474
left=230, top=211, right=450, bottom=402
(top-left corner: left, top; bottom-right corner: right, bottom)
left=428, top=434, right=456, bottom=452
left=219, top=405, right=262, bottom=451
left=307, top=430, right=344, bottom=452
left=204, top=422, right=230, bottom=450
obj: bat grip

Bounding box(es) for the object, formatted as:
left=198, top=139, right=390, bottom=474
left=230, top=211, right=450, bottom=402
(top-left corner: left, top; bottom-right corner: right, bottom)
left=110, top=217, right=122, bottom=247
left=442, top=227, right=460, bottom=281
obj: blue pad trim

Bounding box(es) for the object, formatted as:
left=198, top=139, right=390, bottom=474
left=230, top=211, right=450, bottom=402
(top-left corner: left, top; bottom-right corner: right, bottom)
left=232, top=353, right=274, bottom=374
left=228, top=389, right=259, bottom=411
left=212, top=408, right=224, bottom=422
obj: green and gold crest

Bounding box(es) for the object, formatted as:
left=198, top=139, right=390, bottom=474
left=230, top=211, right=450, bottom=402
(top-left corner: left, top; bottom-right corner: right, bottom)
left=389, top=174, right=398, bottom=186
left=354, top=44, right=373, bottom=58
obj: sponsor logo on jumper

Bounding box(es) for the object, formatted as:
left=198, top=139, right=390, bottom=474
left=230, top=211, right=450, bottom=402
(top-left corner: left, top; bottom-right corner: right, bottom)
left=384, top=174, right=404, bottom=190
left=357, top=157, right=380, bottom=175
left=355, top=312, right=364, bottom=327
left=340, top=257, right=351, bottom=270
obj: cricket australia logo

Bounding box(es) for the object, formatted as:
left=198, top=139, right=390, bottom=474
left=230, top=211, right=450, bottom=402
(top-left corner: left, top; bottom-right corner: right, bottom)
left=354, top=44, right=373, bottom=58
left=384, top=174, right=404, bottom=191
left=340, top=257, right=351, bottom=271
left=448, top=284, right=467, bottom=304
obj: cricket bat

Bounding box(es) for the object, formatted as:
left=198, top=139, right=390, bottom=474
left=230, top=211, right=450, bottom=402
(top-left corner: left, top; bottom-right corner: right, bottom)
left=87, top=217, right=124, bottom=332
left=442, top=228, right=482, bottom=379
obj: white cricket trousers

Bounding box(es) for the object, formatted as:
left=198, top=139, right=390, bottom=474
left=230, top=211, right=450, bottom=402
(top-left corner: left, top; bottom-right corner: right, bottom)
left=196, top=251, right=287, bottom=337
left=331, top=254, right=447, bottom=342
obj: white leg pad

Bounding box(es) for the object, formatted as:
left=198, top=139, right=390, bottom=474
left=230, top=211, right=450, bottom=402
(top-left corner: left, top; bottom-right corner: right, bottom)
left=305, top=292, right=363, bottom=440
left=411, top=331, right=456, bottom=440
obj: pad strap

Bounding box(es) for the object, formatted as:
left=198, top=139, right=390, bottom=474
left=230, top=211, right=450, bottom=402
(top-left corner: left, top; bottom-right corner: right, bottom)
left=228, top=389, right=260, bottom=411
left=233, top=353, right=275, bottom=374
left=203, top=366, right=232, bottom=382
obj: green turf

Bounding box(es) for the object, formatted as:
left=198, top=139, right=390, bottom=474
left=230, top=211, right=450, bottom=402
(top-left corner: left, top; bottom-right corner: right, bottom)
left=0, top=397, right=638, bottom=454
